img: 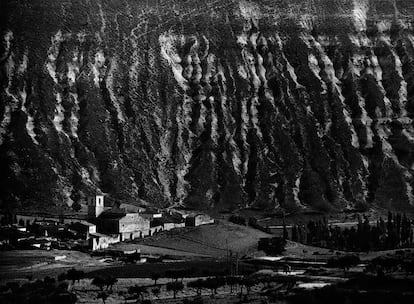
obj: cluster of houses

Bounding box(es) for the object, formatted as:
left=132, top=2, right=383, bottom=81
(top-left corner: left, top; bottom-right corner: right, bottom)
left=0, top=195, right=215, bottom=251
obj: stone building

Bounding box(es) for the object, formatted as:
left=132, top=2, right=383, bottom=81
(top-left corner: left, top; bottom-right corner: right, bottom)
left=185, top=214, right=215, bottom=226
left=69, top=221, right=97, bottom=240
left=89, top=233, right=120, bottom=251
left=97, top=211, right=151, bottom=241
left=88, top=195, right=105, bottom=218
left=163, top=214, right=186, bottom=231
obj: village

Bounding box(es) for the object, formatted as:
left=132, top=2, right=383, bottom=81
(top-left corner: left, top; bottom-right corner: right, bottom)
left=0, top=195, right=214, bottom=252
left=2, top=197, right=414, bottom=303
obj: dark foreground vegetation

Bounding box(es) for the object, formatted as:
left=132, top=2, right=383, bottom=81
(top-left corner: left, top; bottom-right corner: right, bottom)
left=295, top=212, right=413, bottom=251
left=0, top=277, right=77, bottom=304
left=87, top=260, right=257, bottom=279
left=289, top=275, right=414, bottom=304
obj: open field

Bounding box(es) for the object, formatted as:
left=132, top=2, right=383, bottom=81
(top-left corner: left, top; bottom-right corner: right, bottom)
left=70, top=277, right=269, bottom=304
left=112, top=220, right=271, bottom=258
left=0, top=250, right=117, bottom=281
left=86, top=260, right=255, bottom=278
left=107, top=243, right=211, bottom=258
left=283, top=241, right=414, bottom=261
left=2, top=244, right=414, bottom=303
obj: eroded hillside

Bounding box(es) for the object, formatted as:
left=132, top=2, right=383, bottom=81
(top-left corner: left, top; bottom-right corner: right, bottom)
left=1, top=0, right=414, bottom=212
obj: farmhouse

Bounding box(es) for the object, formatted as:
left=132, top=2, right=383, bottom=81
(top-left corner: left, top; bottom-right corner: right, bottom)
left=163, top=214, right=186, bottom=231
left=86, top=195, right=156, bottom=240
left=89, top=233, right=121, bottom=251
left=96, top=211, right=151, bottom=241
left=267, top=225, right=294, bottom=239
left=139, top=210, right=163, bottom=220
left=69, top=221, right=97, bottom=240
left=185, top=214, right=215, bottom=226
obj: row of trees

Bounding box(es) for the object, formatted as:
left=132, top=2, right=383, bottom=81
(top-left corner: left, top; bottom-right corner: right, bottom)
left=0, top=276, right=77, bottom=304
left=125, top=273, right=296, bottom=302
left=289, top=212, right=413, bottom=251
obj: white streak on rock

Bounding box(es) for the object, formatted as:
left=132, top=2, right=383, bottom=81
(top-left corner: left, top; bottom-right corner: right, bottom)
left=155, top=114, right=172, bottom=200
left=46, top=30, right=63, bottom=84
left=1, top=48, right=16, bottom=145
left=352, top=0, right=369, bottom=32
left=218, top=64, right=242, bottom=175
left=0, top=30, right=13, bottom=65
left=17, top=51, right=28, bottom=75
left=313, top=38, right=359, bottom=147
left=175, top=94, right=194, bottom=202
left=106, top=57, right=125, bottom=122
left=97, top=1, right=106, bottom=35
left=20, top=82, right=38, bottom=144
left=198, top=95, right=207, bottom=132
left=209, top=97, right=218, bottom=145
left=241, top=97, right=250, bottom=177
left=92, top=50, right=105, bottom=87
left=238, top=0, right=261, bottom=21
left=159, top=33, right=188, bottom=90
left=53, top=92, right=65, bottom=132
left=69, top=93, right=79, bottom=138
left=67, top=48, right=81, bottom=138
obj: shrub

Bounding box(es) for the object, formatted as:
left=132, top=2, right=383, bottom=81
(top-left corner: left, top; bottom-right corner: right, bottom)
left=327, top=255, right=361, bottom=270
left=229, top=215, right=246, bottom=226
left=166, top=281, right=184, bottom=299
left=258, top=237, right=286, bottom=255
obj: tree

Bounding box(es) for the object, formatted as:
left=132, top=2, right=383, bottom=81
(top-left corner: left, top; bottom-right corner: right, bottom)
left=258, top=237, right=286, bottom=255
left=150, top=272, right=160, bottom=286
left=202, top=277, right=225, bottom=296
left=327, top=255, right=361, bottom=271
left=166, top=281, right=184, bottom=299
left=240, top=277, right=256, bottom=296
left=371, top=256, right=400, bottom=273
left=226, top=276, right=239, bottom=293
left=401, top=260, right=414, bottom=275
left=104, top=276, right=117, bottom=290
left=58, top=273, right=67, bottom=282
left=92, top=277, right=106, bottom=291
left=165, top=270, right=180, bottom=282
left=229, top=215, right=246, bottom=225
left=117, top=291, right=127, bottom=304
left=283, top=219, right=288, bottom=241
left=291, top=225, right=298, bottom=242
left=3, top=277, right=77, bottom=304
left=71, top=202, right=82, bottom=212
left=44, top=276, right=56, bottom=285
left=128, top=284, right=147, bottom=300
left=66, top=269, right=84, bottom=285
left=97, top=291, right=109, bottom=304
left=187, top=279, right=204, bottom=295
left=151, top=287, right=160, bottom=299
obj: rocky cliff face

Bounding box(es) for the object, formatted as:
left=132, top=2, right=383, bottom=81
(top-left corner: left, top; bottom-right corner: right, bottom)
left=1, top=0, right=414, bottom=212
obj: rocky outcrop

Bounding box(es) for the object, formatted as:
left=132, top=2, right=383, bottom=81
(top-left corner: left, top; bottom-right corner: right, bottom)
left=1, top=0, right=414, bottom=212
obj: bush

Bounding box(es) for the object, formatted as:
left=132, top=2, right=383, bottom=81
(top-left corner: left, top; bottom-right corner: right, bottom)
left=258, top=237, right=286, bottom=255
left=0, top=277, right=77, bottom=304
left=187, top=279, right=204, bottom=295
left=229, top=215, right=247, bottom=226
left=327, top=255, right=361, bottom=270
left=66, top=268, right=84, bottom=284
left=166, top=281, right=184, bottom=299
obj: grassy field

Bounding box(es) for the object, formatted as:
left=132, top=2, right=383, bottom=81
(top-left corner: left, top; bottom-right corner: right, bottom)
left=112, top=220, right=271, bottom=258
left=70, top=277, right=268, bottom=304
left=283, top=240, right=414, bottom=262
left=0, top=250, right=114, bottom=281
left=86, top=259, right=256, bottom=279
